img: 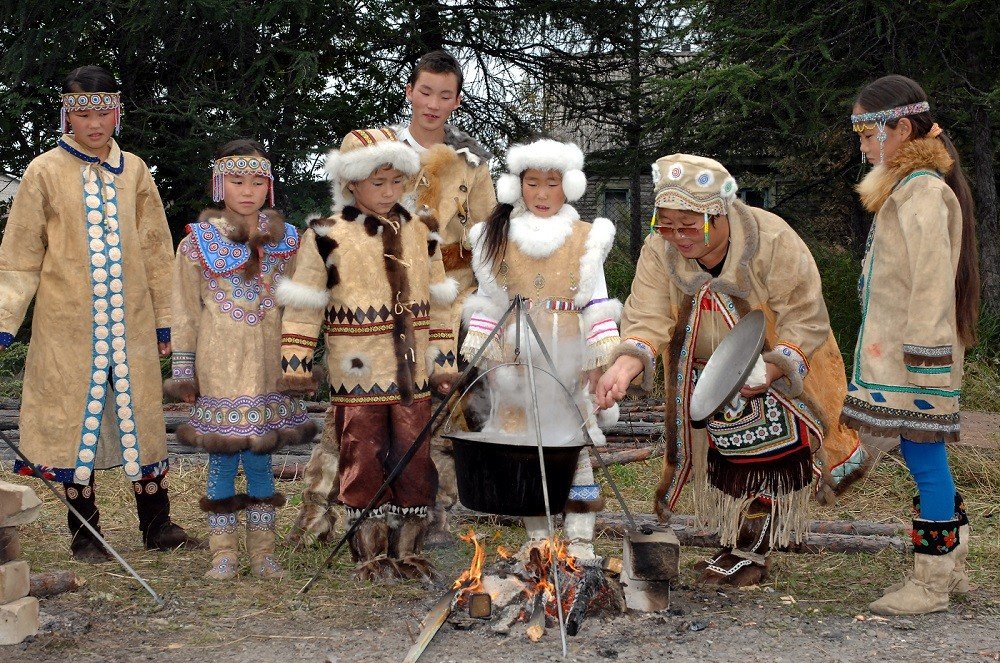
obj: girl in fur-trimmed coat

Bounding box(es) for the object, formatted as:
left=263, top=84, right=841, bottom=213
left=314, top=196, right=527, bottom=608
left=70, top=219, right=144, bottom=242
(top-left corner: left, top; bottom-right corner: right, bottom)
left=461, top=138, right=622, bottom=560
left=843, top=76, right=980, bottom=616
left=166, top=140, right=316, bottom=580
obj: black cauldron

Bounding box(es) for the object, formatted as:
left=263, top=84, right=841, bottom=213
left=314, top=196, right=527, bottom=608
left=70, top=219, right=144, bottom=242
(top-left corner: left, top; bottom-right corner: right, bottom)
left=444, top=431, right=584, bottom=516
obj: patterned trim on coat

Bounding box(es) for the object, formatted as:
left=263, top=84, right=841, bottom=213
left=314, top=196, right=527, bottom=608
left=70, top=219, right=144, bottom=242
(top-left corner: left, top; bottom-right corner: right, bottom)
left=75, top=167, right=145, bottom=482
left=15, top=458, right=168, bottom=484
left=189, top=392, right=310, bottom=437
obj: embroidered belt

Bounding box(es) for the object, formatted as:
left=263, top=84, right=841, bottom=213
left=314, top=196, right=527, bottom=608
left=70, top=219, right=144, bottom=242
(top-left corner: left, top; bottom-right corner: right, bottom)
left=518, top=297, right=579, bottom=311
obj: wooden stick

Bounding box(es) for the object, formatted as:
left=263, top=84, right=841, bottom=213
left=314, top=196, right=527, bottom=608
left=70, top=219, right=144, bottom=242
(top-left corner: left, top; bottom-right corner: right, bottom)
left=526, top=592, right=546, bottom=642
left=403, top=589, right=458, bottom=663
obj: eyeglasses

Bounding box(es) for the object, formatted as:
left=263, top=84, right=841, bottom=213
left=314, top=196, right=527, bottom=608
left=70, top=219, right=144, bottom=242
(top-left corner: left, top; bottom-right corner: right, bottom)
left=653, top=225, right=702, bottom=239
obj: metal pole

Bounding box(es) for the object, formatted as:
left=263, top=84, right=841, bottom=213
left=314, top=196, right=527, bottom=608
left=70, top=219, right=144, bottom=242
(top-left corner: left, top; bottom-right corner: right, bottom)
left=0, top=430, right=163, bottom=606
left=521, top=301, right=569, bottom=658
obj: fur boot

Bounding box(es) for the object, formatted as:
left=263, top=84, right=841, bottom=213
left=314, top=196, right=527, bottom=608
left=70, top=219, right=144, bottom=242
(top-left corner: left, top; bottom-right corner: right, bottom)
left=288, top=412, right=340, bottom=545
left=697, top=499, right=771, bottom=587
left=133, top=474, right=202, bottom=550
left=205, top=513, right=240, bottom=580
left=348, top=513, right=398, bottom=582
left=870, top=553, right=955, bottom=615
left=389, top=510, right=438, bottom=581
left=64, top=482, right=112, bottom=564
left=246, top=502, right=285, bottom=579
left=871, top=516, right=960, bottom=615
left=564, top=512, right=597, bottom=561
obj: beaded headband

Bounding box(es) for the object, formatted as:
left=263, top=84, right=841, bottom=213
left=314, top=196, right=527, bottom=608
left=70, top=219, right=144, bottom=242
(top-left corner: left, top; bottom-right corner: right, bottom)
left=850, top=101, right=931, bottom=165
left=851, top=101, right=930, bottom=133
left=61, top=92, right=121, bottom=135
left=212, top=156, right=274, bottom=207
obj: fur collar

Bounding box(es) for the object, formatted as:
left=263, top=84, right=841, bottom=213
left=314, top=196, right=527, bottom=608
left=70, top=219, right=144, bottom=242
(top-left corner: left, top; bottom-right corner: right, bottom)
left=856, top=137, right=954, bottom=213
left=197, top=207, right=286, bottom=244
left=390, top=122, right=492, bottom=166
left=508, top=205, right=580, bottom=259
left=663, top=200, right=758, bottom=299
left=341, top=204, right=411, bottom=236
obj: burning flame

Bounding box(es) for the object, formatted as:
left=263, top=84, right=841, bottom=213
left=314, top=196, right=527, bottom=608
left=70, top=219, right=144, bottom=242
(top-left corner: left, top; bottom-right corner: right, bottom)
left=453, top=528, right=486, bottom=593
left=452, top=530, right=586, bottom=617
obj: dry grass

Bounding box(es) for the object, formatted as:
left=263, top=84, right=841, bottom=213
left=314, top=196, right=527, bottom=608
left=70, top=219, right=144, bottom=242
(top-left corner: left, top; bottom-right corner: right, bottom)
left=1, top=443, right=997, bottom=643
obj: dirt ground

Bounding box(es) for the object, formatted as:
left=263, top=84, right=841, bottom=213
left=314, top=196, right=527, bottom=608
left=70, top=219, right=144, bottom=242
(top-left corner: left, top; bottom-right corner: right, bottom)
left=2, top=441, right=998, bottom=662
left=6, top=568, right=1000, bottom=662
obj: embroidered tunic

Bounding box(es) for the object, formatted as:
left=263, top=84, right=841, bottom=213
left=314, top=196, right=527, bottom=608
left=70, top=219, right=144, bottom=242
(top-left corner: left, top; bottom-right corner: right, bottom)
left=840, top=137, right=965, bottom=442
left=0, top=136, right=173, bottom=483
left=277, top=205, right=457, bottom=405
left=170, top=211, right=312, bottom=451
left=612, top=200, right=866, bottom=517
left=461, top=206, right=622, bottom=374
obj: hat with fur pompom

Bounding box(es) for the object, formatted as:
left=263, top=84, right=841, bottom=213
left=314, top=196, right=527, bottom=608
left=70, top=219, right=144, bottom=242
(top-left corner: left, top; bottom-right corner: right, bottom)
left=651, top=153, right=739, bottom=216
left=496, top=138, right=587, bottom=205
left=325, top=128, right=420, bottom=212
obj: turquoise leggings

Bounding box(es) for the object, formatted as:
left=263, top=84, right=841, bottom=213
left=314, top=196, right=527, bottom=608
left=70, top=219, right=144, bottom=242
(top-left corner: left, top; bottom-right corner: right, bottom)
left=206, top=450, right=275, bottom=501
left=900, top=438, right=956, bottom=520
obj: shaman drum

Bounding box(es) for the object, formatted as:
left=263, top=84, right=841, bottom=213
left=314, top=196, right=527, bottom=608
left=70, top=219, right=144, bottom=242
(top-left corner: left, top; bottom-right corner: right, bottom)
left=688, top=309, right=767, bottom=422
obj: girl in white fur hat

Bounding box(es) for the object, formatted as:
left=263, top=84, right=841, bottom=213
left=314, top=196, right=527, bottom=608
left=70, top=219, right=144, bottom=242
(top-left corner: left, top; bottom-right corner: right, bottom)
left=461, top=137, right=622, bottom=560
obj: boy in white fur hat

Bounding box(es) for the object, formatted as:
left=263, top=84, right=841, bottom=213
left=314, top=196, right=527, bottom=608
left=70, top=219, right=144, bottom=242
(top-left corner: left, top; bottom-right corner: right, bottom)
left=462, top=136, right=622, bottom=560
left=596, top=154, right=865, bottom=585
left=276, top=128, right=458, bottom=580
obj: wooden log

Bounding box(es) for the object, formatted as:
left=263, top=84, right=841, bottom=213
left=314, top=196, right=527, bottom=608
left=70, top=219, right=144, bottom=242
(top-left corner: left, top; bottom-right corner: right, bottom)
left=565, top=566, right=604, bottom=636
left=525, top=592, right=546, bottom=642
left=29, top=571, right=86, bottom=598
left=451, top=509, right=907, bottom=554
left=590, top=446, right=661, bottom=468
left=593, top=512, right=904, bottom=539
left=403, top=589, right=458, bottom=663
left=491, top=602, right=524, bottom=635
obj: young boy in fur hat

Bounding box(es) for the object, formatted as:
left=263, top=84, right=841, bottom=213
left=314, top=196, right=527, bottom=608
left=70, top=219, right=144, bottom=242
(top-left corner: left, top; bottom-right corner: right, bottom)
left=289, top=51, right=497, bottom=546
left=277, top=128, right=457, bottom=580
left=596, top=154, right=866, bottom=586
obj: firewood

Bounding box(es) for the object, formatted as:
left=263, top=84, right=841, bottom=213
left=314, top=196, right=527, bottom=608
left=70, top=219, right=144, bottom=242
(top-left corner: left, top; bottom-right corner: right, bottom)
left=589, top=446, right=661, bottom=468
left=526, top=593, right=546, bottom=642
left=29, top=571, right=86, bottom=598
left=565, top=566, right=605, bottom=636
left=403, top=589, right=458, bottom=663
left=491, top=602, right=525, bottom=635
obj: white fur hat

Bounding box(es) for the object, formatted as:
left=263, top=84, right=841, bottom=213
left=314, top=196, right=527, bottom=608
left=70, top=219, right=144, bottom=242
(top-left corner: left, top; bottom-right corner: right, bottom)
left=496, top=138, right=587, bottom=205
left=325, top=128, right=421, bottom=211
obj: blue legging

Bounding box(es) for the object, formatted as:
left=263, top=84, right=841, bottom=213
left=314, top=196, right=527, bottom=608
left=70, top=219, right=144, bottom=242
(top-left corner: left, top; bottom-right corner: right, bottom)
left=206, top=450, right=275, bottom=501
left=900, top=438, right=956, bottom=521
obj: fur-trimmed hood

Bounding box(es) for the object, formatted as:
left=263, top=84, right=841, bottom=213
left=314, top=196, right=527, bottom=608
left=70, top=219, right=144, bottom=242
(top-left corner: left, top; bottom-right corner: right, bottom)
left=857, top=137, right=954, bottom=213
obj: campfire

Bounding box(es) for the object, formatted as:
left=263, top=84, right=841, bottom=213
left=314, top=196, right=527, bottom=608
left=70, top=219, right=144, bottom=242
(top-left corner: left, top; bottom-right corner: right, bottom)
left=449, top=529, right=625, bottom=639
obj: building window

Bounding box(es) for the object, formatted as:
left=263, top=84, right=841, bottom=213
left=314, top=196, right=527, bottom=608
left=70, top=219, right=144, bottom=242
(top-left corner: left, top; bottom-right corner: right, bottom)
left=739, top=188, right=771, bottom=209
left=603, top=189, right=629, bottom=225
